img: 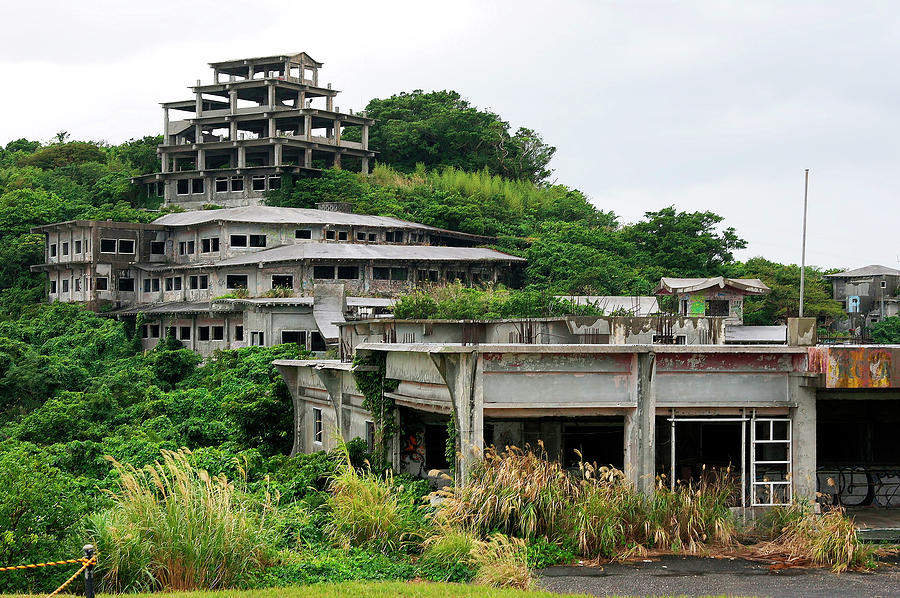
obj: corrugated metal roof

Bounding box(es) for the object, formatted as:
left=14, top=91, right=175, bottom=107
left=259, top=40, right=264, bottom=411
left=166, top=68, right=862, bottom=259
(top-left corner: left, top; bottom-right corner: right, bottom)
left=824, top=264, right=900, bottom=278
left=655, top=277, right=770, bottom=295
left=213, top=243, right=525, bottom=267
left=152, top=207, right=483, bottom=239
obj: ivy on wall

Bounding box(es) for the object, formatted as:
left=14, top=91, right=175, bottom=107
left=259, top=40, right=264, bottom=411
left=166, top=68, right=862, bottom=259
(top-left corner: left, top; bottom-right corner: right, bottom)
left=353, top=352, right=399, bottom=466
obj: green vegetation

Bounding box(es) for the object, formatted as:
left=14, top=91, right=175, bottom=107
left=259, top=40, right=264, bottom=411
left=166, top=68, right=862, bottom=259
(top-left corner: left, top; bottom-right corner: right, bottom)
left=869, top=316, right=900, bottom=343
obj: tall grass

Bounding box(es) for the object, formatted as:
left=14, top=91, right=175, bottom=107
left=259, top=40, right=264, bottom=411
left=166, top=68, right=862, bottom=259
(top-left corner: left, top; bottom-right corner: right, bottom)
left=436, top=444, right=736, bottom=560
left=87, top=449, right=275, bottom=592
left=325, top=444, right=425, bottom=554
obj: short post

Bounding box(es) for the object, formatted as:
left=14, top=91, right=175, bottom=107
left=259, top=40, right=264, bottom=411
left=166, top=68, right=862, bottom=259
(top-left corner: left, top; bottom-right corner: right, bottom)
left=83, top=544, right=95, bottom=598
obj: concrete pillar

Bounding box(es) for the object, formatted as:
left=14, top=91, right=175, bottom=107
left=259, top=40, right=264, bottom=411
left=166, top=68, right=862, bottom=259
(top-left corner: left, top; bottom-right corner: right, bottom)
left=429, top=351, right=483, bottom=482
left=315, top=368, right=347, bottom=442
left=298, top=90, right=306, bottom=109
left=624, top=351, right=656, bottom=496
left=334, top=120, right=341, bottom=144
left=163, top=107, right=169, bottom=140
left=333, top=152, right=341, bottom=170
left=284, top=61, right=290, bottom=78
left=229, top=119, right=237, bottom=140
left=195, top=91, right=203, bottom=117
left=326, top=94, right=333, bottom=111
left=312, top=69, right=318, bottom=86
left=274, top=364, right=304, bottom=456
left=274, top=143, right=282, bottom=166
left=229, top=89, right=237, bottom=112
left=305, top=115, right=312, bottom=140
left=304, top=148, right=312, bottom=168
left=790, top=374, right=818, bottom=505
left=237, top=146, right=246, bottom=168
left=160, top=151, right=169, bottom=173
left=248, top=65, right=253, bottom=80
left=361, top=157, right=369, bottom=175
left=267, top=83, right=275, bottom=109
left=362, top=124, right=369, bottom=150
left=197, top=149, right=205, bottom=171
left=194, top=124, right=202, bottom=144
left=268, top=117, right=276, bottom=138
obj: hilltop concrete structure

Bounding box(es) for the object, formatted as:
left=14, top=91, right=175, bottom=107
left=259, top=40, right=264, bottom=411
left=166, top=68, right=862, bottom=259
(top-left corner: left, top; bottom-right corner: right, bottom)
left=133, top=53, right=375, bottom=209
left=825, top=265, right=900, bottom=329
left=655, top=277, right=770, bottom=326
left=32, top=205, right=525, bottom=355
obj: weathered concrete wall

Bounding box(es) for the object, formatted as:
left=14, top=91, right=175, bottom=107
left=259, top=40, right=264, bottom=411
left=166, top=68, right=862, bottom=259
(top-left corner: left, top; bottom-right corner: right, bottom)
left=808, top=345, right=900, bottom=388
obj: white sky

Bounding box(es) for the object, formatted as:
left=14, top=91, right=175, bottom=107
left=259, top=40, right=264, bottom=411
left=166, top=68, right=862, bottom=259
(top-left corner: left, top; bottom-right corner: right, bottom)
left=1, top=0, right=897, bottom=269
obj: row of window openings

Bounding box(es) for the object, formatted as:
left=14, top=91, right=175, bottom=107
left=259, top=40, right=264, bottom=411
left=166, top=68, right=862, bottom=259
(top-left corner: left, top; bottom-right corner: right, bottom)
left=179, top=235, right=264, bottom=255
left=176, top=176, right=281, bottom=195
left=141, top=324, right=226, bottom=341
left=53, top=275, right=208, bottom=294
left=50, top=239, right=135, bottom=257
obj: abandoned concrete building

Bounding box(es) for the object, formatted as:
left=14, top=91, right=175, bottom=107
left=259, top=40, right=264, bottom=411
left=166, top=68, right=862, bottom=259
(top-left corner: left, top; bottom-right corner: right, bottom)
left=825, top=265, right=900, bottom=329
left=31, top=205, right=525, bottom=354
left=133, top=52, right=375, bottom=209
left=276, top=312, right=900, bottom=522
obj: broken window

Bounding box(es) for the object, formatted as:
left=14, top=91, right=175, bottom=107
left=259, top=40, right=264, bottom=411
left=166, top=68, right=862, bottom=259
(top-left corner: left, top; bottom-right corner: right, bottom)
left=337, top=266, right=358, bottom=280
left=177, top=179, right=190, bottom=195
left=150, top=241, right=165, bottom=255
left=141, top=325, right=149, bottom=338
left=251, top=176, right=266, bottom=191
left=50, top=244, right=57, bottom=257
left=74, top=279, right=80, bottom=292
left=268, top=176, right=281, bottom=190
left=152, top=278, right=160, bottom=292
left=62, top=242, right=69, bottom=256
left=230, top=234, right=248, bottom=247
left=368, top=233, right=376, bottom=242
left=150, top=324, right=160, bottom=338
left=96, top=277, right=108, bottom=290
left=234, top=325, right=244, bottom=341
left=118, top=278, right=135, bottom=292
left=198, top=326, right=210, bottom=341
left=338, top=231, right=348, bottom=241
left=226, top=274, right=248, bottom=289
left=365, top=421, right=375, bottom=453
left=325, top=230, right=336, bottom=240
left=215, top=177, right=228, bottom=193
left=373, top=267, right=390, bottom=280
left=706, top=299, right=730, bottom=317
left=201, top=237, right=220, bottom=253
left=250, top=331, right=265, bottom=346
left=179, top=326, right=191, bottom=340
left=391, top=268, right=408, bottom=281
left=62, top=279, right=69, bottom=293
left=313, top=407, right=323, bottom=443
left=357, top=232, right=366, bottom=241
left=272, top=275, right=293, bottom=289
left=310, top=331, right=326, bottom=351
left=295, top=229, right=312, bottom=239
left=50, top=280, right=57, bottom=293
left=212, top=326, right=224, bottom=341
left=314, top=266, right=335, bottom=279
left=191, top=178, right=204, bottom=194
left=118, top=239, right=135, bottom=254
left=189, top=275, right=208, bottom=290
left=249, top=234, right=266, bottom=247
left=143, top=279, right=152, bottom=293
left=281, top=330, right=307, bottom=347
left=100, top=239, right=117, bottom=253
left=74, top=240, right=82, bottom=254
left=231, top=176, right=244, bottom=191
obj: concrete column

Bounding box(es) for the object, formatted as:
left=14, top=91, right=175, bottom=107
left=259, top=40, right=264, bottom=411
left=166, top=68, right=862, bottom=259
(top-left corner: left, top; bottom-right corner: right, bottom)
left=229, top=89, right=237, bottom=112
left=194, top=124, right=202, bottom=144
left=248, top=65, right=254, bottom=80
left=334, top=120, right=341, bottom=144
left=195, top=85, right=203, bottom=116
left=284, top=61, right=290, bottom=78
left=274, top=364, right=304, bottom=456
left=237, top=146, right=246, bottom=168
left=267, top=83, right=275, bottom=109
left=429, top=351, right=483, bottom=482
left=326, top=94, right=333, bottom=111
left=360, top=157, right=369, bottom=175
left=333, top=152, right=341, bottom=170
left=362, top=125, right=369, bottom=150
left=304, top=148, right=312, bottom=168
left=160, top=151, right=169, bottom=173
left=305, top=115, right=312, bottom=140
left=274, top=143, right=282, bottom=166
left=313, top=69, right=318, bottom=86
left=163, top=107, right=169, bottom=140
left=268, top=117, right=276, bottom=138
left=790, top=374, right=818, bottom=505
left=298, top=90, right=306, bottom=109
left=624, top=351, right=656, bottom=496
left=197, top=149, right=206, bottom=171
left=229, top=119, right=237, bottom=140
left=315, top=368, right=346, bottom=442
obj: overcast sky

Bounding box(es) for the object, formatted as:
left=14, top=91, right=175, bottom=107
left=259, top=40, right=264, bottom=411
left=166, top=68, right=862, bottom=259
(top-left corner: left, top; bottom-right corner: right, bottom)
left=1, top=0, right=897, bottom=269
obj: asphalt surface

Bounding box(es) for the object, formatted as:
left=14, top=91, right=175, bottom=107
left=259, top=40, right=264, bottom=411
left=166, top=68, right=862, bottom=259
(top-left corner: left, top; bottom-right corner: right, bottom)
left=537, top=554, right=900, bottom=598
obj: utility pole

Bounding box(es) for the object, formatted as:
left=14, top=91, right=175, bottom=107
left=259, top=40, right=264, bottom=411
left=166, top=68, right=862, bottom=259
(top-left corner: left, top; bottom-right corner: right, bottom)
left=799, top=169, right=809, bottom=318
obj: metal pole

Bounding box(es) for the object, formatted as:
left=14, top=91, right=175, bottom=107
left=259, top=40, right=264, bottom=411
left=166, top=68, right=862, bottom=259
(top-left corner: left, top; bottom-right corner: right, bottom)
left=83, top=544, right=95, bottom=598
left=670, top=409, right=676, bottom=491
left=799, top=169, right=809, bottom=318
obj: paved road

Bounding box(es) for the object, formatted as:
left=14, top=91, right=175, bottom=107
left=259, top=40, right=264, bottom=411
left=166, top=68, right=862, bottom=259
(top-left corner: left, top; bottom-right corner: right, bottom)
left=537, top=555, right=900, bottom=598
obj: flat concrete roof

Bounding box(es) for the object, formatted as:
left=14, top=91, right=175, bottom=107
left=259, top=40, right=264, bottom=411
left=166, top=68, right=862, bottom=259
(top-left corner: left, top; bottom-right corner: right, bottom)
left=213, top=243, right=524, bottom=267
left=354, top=342, right=811, bottom=355
left=273, top=359, right=353, bottom=371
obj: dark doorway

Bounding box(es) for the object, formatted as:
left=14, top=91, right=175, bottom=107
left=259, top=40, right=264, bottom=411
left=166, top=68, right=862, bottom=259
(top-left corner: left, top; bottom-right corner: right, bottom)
left=563, top=419, right=624, bottom=469
left=424, top=424, right=450, bottom=470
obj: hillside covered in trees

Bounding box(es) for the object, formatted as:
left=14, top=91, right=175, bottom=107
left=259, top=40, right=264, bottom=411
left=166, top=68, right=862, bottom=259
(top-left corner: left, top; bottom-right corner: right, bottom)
left=0, top=89, right=849, bottom=591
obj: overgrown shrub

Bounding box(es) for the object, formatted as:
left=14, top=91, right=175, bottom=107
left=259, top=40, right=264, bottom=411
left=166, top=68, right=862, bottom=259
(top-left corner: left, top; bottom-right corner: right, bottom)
left=471, top=533, right=532, bottom=589
left=419, top=527, right=479, bottom=582
left=87, top=449, right=276, bottom=592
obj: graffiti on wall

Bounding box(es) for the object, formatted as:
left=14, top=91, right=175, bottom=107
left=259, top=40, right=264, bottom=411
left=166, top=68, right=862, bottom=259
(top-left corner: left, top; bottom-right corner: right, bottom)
left=810, top=347, right=896, bottom=388
left=818, top=467, right=900, bottom=507
left=399, top=430, right=426, bottom=476
left=689, top=296, right=706, bottom=316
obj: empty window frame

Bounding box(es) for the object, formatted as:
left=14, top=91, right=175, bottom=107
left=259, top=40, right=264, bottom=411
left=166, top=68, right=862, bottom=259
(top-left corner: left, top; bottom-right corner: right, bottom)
left=49, top=243, right=57, bottom=257
left=365, top=420, right=375, bottom=453
left=249, top=234, right=266, bottom=248
left=96, top=277, right=109, bottom=291
left=74, top=279, right=80, bottom=292
left=191, top=178, right=204, bottom=194
left=251, top=176, right=266, bottom=191
left=417, top=269, right=438, bottom=282
left=50, top=280, right=57, bottom=293
left=165, top=276, right=183, bottom=291
left=118, top=278, right=135, bottom=292
left=230, top=234, right=248, bottom=247
left=313, top=265, right=335, bottom=280
left=149, top=324, right=160, bottom=338
left=385, top=231, right=404, bottom=243
left=212, top=326, right=224, bottom=341
left=179, top=240, right=195, bottom=255
left=356, top=232, right=366, bottom=241
left=338, top=231, right=348, bottom=241
left=234, top=325, right=244, bottom=341
left=325, top=230, right=336, bottom=240
left=272, top=274, right=293, bottom=289
left=368, top=233, right=376, bottom=242
left=62, top=279, right=69, bottom=293
left=295, top=229, right=312, bottom=239
left=231, top=176, right=244, bottom=192
left=62, top=242, right=69, bottom=256
left=198, top=326, right=210, bottom=341
left=118, top=239, right=135, bottom=254
left=100, top=239, right=117, bottom=253
left=74, top=240, right=82, bottom=254
left=150, top=241, right=165, bottom=255
left=337, top=266, right=359, bottom=280
left=189, top=275, right=208, bottom=290
left=226, top=274, right=249, bottom=289
left=706, top=299, right=730, bottom=317
left=310, top=331, right=326, bottom=352
left=201, top=238, right=220, bottom=253
left=177, top=179, right=190, bottom=195
left=250, top=331, right=265, bottom=346
left=179, top=326, right=191, bottom=340
left=143, top=279, right=152, bottom=293
left=313, top=407, right=323, bottom=444
left=215, top=177, right=228, bottom=193
left=281, top=330, right=307, bottom=347
left=373, top=267, right=390, bottom=280
left=268, top=176, right=281, bottom=190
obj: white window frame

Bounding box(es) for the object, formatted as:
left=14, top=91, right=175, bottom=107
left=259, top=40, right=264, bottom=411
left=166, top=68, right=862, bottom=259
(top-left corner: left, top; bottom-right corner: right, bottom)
left=313, top=407, right=323, bottom=444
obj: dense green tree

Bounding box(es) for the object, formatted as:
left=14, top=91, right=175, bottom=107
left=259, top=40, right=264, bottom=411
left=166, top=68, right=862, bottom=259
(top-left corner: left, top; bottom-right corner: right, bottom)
left=21, top=141, right=106, bottom=169
left=868, top=316, right=900, bottom=343
left=361, top=90, right=555, bottom=183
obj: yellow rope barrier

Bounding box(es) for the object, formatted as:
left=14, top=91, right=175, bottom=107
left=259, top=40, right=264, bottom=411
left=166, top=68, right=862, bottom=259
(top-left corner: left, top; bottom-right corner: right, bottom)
left=46, top=556, right=96, bottom=598
left=0, top=558, right=87, bottom=572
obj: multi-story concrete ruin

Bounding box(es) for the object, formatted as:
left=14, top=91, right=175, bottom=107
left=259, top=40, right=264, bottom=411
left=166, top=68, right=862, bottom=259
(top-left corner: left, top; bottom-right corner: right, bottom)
left=134, top=53, right=375, bottom=209
left=32, top=205, right=525, bottom=354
